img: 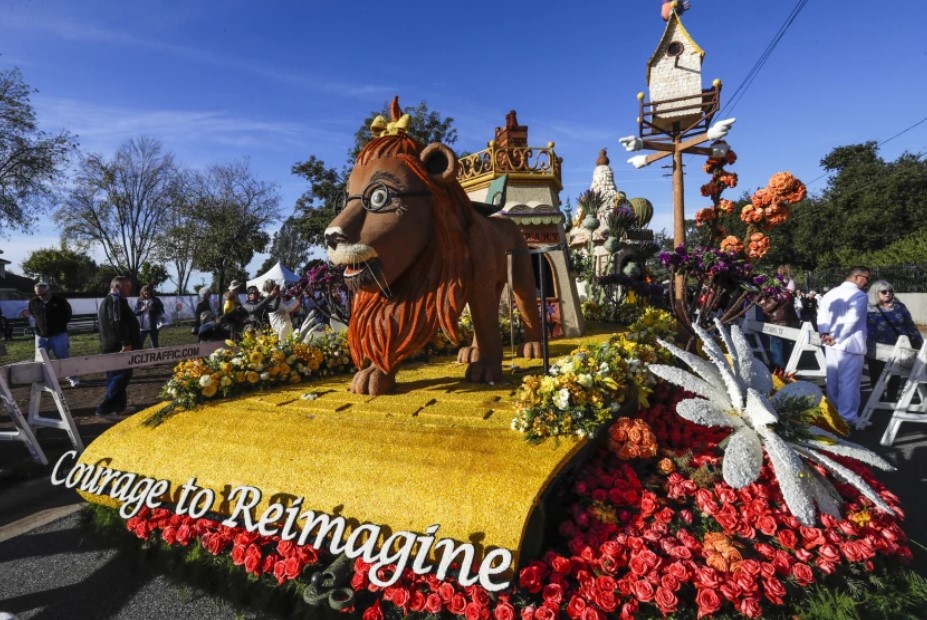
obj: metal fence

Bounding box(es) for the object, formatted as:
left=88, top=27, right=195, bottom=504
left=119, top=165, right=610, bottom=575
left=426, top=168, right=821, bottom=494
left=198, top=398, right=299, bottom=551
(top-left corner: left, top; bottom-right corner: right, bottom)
left=805, top=265, right=927, bottom=293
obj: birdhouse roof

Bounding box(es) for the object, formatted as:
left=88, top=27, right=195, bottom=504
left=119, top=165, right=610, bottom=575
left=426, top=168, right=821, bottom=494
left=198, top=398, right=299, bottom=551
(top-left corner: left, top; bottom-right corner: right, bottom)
left=646, top=10, right=705, bottom=85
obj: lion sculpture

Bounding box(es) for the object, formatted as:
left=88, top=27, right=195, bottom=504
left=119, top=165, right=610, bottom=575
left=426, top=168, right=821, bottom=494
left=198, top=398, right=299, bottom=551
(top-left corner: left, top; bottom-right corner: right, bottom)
left=325, top=99, right=542, bottom=395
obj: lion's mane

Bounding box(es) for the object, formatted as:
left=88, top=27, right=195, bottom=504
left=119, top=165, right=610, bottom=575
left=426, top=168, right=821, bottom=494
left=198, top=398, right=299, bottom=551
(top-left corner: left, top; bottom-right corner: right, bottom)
left=348, top=134, right=473, bottom=374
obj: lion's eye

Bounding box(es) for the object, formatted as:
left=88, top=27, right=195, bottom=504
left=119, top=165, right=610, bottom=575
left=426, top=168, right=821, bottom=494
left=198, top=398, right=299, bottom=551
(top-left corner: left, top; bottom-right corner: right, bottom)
left=367, top=186, right=391, bottom=211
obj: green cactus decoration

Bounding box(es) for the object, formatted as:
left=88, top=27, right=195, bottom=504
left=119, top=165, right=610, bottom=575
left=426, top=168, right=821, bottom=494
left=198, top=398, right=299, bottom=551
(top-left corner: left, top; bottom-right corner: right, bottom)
left=629, top=197, right=654, bottom=228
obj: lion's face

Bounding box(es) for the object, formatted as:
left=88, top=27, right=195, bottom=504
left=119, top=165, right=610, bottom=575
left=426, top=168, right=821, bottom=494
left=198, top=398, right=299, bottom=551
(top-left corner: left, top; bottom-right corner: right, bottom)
left=326, top=142, right=458, bottom=295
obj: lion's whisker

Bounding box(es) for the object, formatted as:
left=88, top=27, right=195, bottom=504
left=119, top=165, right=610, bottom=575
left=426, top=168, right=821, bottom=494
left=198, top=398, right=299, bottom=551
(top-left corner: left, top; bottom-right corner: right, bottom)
left=364, top=258, right=391, bottom=299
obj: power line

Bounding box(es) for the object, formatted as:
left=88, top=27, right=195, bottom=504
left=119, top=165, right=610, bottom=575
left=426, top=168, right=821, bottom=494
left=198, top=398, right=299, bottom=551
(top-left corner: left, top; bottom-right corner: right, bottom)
left=803, top=115, right=927, bottom=188
left=720, top=0, right=809, bottom=116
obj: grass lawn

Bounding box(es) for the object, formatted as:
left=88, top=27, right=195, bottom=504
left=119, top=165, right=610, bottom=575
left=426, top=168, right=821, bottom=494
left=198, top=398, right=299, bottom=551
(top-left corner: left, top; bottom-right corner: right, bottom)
left=0, top=323, right=202, bottom=364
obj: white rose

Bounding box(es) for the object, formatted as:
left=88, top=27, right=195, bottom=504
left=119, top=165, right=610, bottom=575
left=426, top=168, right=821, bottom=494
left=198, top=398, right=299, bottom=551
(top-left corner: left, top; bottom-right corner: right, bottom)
left=577, top=374, right=593, bottom=388
left=554, top=388, right=571, bottom=410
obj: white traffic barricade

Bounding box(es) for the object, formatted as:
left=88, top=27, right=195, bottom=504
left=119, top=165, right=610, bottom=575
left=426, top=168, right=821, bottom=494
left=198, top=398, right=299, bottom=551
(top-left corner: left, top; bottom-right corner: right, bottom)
left=857, top=336, right=916, bottom=430
left=741, top=319, right=825, bottom=379
left=879, top=340, right=927, bottom=447
left=1, top=341, right=224, bottom=463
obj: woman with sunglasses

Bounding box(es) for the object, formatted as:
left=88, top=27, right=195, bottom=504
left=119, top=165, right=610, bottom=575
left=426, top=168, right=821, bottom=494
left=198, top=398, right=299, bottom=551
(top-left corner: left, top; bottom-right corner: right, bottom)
left=866, top=280, right=924, bottom=401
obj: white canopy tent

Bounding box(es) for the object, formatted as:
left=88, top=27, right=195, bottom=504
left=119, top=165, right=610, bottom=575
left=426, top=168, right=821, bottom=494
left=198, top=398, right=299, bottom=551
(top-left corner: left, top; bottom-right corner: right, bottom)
left=247, top=261, right=300, bottom=290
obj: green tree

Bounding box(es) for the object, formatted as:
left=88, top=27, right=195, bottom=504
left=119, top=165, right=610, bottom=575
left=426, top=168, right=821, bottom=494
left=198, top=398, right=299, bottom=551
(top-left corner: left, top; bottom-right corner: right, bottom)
left=764, top=142, right=927, bottom=270
left=187, top=159, right=281, bottom=294
left=138, top=261, right=170, bottom=290
left=21, top=245, right=99, bottom=292
left=56, top=136, right=177, bottom=288
left=0, top=67, right=77, bottom=233
left=291, top=100, right=457, bottom=248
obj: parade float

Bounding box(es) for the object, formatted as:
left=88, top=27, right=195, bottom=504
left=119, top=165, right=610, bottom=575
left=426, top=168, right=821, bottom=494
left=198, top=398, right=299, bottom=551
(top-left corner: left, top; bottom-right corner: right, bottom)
left=70, top=5, right=927, bottom=618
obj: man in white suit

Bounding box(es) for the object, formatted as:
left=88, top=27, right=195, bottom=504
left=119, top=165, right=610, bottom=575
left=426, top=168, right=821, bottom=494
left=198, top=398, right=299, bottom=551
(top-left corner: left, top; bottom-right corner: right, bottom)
left=816, top=266, right=870, bottom=425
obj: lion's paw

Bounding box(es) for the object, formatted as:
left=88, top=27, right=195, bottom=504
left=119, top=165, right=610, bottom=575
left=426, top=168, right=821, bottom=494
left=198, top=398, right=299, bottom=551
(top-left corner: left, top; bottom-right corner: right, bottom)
left=457, top=346, right=480, bottom=364
left=350, top=366, right=396, bottom=395
left=464, top=360, right=503, bottom=384
left=520, top=341, right=543, bottom=359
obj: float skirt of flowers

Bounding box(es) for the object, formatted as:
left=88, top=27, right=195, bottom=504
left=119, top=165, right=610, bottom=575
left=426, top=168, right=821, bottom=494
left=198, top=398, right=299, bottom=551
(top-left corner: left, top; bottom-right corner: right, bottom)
left=86, top=379, right=923, bottom=619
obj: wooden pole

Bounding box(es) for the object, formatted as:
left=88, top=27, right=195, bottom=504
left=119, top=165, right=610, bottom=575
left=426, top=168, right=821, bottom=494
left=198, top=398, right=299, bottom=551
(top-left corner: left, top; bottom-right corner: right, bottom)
left=672, top=141, right=686, bottom=312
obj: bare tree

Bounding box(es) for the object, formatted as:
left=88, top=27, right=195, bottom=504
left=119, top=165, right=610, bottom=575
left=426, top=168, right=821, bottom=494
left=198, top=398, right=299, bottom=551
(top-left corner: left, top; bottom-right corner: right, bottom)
left=155, top=172, right=200, bottom=294
left=258, top=215, right=310, bottom=275
left=57, top=136, right=176, bottom=286
left=0, top=67, right=76, bottom=234
left=187, top=159, right=281, bottom=293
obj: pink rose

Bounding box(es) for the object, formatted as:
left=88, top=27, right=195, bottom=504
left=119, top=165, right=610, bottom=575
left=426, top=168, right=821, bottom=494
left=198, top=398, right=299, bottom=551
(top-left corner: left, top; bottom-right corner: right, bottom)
left=791, top=562, right=815, bottom=586
left=631, top=579, right=654, bottom=602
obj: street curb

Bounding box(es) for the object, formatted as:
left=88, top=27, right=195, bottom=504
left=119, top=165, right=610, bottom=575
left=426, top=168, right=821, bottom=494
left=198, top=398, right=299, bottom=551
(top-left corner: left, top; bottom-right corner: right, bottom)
left=0, top=503, right=82, bottom=543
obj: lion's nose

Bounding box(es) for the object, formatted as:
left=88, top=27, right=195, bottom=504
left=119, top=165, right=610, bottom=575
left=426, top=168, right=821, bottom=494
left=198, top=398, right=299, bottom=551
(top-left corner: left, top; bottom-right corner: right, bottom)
left=324, top=227, right=347, bottom=250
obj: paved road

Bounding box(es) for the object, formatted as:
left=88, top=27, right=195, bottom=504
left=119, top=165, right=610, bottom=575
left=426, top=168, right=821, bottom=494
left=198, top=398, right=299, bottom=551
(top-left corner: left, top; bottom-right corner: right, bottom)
left=1, top=382, right=925, bottom=618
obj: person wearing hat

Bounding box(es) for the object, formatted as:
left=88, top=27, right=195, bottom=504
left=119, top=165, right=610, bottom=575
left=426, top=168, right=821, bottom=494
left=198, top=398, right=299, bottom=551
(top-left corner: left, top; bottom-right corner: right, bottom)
left=26, top=282, right=79, bottom=387
left=241, top=284, right=278, bottom=333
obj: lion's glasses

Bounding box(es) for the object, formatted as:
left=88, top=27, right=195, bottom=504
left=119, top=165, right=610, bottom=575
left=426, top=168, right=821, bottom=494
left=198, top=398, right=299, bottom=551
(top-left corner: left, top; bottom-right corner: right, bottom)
left=338, top=183, right=431, bottom=214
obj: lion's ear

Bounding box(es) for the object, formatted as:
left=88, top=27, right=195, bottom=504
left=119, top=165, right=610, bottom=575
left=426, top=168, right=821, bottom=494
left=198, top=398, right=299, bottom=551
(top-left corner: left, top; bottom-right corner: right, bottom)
left=420, top=143, right=457, bottom=185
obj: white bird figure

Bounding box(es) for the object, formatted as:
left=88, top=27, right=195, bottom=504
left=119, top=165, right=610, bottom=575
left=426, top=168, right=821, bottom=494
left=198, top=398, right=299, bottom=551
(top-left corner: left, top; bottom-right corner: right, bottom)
left=618, top=135, right=643, bottom=152
left=628, top=155, right=649, bottom=169
left=648, top=319, right=895, bottom=526
left=707, top=117, right=736, bottom=141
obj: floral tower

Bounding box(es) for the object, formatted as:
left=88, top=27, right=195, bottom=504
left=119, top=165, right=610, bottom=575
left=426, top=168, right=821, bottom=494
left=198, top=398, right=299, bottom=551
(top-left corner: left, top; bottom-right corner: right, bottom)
left=458, top=111, right=584, bottom=337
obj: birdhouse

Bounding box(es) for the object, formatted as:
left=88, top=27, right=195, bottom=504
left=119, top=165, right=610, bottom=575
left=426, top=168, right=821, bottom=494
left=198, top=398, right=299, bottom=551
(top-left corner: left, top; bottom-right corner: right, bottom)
left=646, top=9, right=706, bottom=131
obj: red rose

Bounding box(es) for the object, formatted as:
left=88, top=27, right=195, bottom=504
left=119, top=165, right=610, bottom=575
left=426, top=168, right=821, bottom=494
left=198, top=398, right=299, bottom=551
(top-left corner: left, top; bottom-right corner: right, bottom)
left=519, top=566, right=542, bottom=594
left=599, top=541, right=622, bottom=557
left=283, top=556, right=301, bottom=580
left=273, top=560, right=287, bottom=585
left=739, top=597, right=763, bottom=618
left=519, top=605, right=535, bottom=620
left=533, top=604, right=558, bottom=620
left=655, top=587, right=678, bottom=614
left=695, top=588, right=722, bottom=618
left=438, top=582, right=456, bottom=602
left=755, top=515, right=778, bottom=537
left=598, top=554, right=620, bottom=575
left=161, top=525, right=177, bottom=545
left=351, top=571, right=368, bottom=590
left=593, top=589, right=617, bottom=612
left=580, top=608, right=604, bottom=620
left=628, top=554, right=649, bottom=576
left=448, top=594, right=468, bottom=616
left=800, top=526, right=825, bottom=549
left=818, top=544, right=840, bottom=562
left=551, top=555, right=572, bottom=575
left=791, top=562, right=815, bottom=586
left=631, top=579, right=654, bottom=602
left=542, top=583, right=563, bottom=605
left=464, top=601, right=484, bottom=620
left=391, top=587, right=411, bottom=611
left=763, top=576, right=786, bottom=605
left=425, top=593, right=444, bottom=614
left=409, top=590, right=426, bottom=613
left=494, top=602, right=516, bottom=620
left=362, top=600, right=384, bottom=620
left=176, top=524, right=192, bottom=546
left=261, top=553, right=276, bottom=576
left=639, top=495, right=658, bottom=517
left=660, top=574, right=680, bottom=592
left=565, top=595, right=586, bottom=619
left=244, top=545, right=261, bottom=574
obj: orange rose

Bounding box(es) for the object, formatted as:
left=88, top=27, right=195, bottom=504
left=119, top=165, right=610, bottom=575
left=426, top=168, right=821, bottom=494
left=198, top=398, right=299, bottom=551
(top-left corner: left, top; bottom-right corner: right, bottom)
left=751, top=187, right=773, bottom=209
left=765, top=202, right=790, bottom=226
left=719, top=235, right=744, bottom=254
left=695, top=207, right=716, bottom=227
left=700, top=181, right=720, bottom=197
left=740, top=204, right=764, bottom=224
left=717, top=198, right=735, bottom=213
left=748, top=232, right=771, bottom=259
left=767, top=171, right=806, bottom=204
left=718, top=172, right=738, bottom=189
left=657, top=458, right=676, bottom=474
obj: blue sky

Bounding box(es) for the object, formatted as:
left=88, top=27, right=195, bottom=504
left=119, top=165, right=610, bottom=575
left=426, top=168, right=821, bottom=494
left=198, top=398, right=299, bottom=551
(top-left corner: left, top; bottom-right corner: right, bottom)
left=1, top=1, right=922, bottom=286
